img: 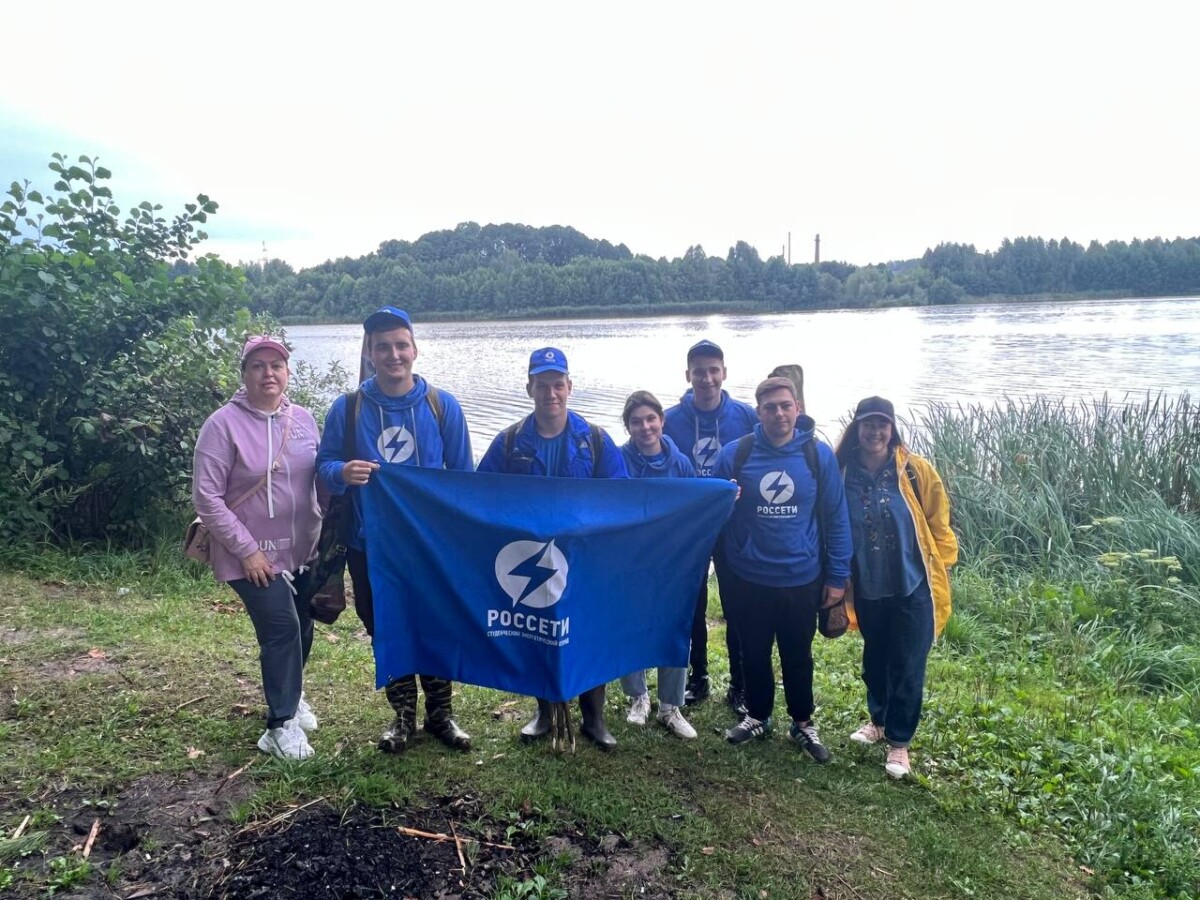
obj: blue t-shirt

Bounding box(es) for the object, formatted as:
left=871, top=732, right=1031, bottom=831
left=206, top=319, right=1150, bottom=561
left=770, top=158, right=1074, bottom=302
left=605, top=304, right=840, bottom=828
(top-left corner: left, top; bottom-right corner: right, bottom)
left=536, top=430, right=569, bottom=477
left=844, top=458, right=925, bottom=600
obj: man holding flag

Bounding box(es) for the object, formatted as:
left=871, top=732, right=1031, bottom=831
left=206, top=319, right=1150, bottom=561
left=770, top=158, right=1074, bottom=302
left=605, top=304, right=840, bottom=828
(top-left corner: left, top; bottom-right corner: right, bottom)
left=317, top=306, right=474, bottom=754
left=477, top=347, right=629, bottom=748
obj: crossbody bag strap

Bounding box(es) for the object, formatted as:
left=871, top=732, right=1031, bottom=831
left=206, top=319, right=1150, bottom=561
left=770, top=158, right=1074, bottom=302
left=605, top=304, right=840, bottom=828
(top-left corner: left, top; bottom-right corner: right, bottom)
left=226, top=410, right=292, bottom=511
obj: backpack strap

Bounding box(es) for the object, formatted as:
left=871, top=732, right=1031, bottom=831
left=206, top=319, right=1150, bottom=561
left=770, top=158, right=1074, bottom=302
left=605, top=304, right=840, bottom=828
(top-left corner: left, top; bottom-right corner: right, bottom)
left=342, top=389, right=361, bottom=463
left=731, top=434, right=755, bottom=479
left=803, top=439, right=823, bottom=528
left=589, top=424, right=604, bottom=477
left=906, top=460, right=922, bottom=507
left=503, top=416, right=528, bottom=471
left=425, top=384, right=445, bottom=434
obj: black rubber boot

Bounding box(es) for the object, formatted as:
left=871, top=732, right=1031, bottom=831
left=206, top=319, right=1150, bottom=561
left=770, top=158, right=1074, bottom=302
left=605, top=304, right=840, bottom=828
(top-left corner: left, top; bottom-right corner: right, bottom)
left=520, top=698, right=554, bottom=743
left=579, top=685, right=616, bottom=751
left=421, top=675, right=471, bottom=751
left=380, top=677, right=418, bottom=753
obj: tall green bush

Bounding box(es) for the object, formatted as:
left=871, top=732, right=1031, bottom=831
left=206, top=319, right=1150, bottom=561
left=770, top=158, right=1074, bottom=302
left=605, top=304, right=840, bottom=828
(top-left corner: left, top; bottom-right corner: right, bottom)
left=0, top=154, right=247, bottom=544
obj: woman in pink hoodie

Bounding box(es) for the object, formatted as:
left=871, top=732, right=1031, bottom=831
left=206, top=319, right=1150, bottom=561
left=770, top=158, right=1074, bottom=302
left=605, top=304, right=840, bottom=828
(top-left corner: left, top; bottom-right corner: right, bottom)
left=192, top=336, right=323, bottom=760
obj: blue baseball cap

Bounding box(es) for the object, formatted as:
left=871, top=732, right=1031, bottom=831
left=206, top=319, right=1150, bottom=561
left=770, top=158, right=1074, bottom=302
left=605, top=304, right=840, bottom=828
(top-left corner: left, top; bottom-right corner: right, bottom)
left=363, top=306, right=413, bottom=334
left=528, top=347, right=569, bottom=375
left=686, top=339, right=724, bottom=363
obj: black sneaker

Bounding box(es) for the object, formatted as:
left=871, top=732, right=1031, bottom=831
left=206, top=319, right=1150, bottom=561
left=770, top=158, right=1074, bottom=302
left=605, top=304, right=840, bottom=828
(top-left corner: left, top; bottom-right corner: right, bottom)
left=789, top=721, right=831, bottom=763
left=725, top=686, right=747, bottom=717
left=684, top=674, right=711, bottom=705
left=726, top=714, right=771, bottom=745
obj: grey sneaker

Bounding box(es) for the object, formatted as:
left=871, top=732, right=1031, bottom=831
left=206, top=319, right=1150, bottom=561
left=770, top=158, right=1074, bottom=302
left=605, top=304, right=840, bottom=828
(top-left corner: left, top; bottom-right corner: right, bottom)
left=789, top=721, right=830, bottom=763
left=725, top=714, right=771, bottom=745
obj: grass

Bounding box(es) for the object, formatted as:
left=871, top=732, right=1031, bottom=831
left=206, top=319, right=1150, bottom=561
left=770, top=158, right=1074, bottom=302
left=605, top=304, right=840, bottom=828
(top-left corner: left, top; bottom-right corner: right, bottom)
left=1, top=564, right=1091, bottom=900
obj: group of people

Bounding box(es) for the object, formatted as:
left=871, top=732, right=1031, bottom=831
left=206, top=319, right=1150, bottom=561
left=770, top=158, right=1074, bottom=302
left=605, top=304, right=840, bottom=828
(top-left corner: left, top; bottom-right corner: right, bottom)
left=191, top=306, right=958, bottom=779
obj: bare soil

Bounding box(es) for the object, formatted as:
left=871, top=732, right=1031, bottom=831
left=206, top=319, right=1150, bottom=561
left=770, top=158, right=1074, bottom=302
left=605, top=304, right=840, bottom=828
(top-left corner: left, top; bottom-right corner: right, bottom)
left=8, top=777, right=681, bottom=900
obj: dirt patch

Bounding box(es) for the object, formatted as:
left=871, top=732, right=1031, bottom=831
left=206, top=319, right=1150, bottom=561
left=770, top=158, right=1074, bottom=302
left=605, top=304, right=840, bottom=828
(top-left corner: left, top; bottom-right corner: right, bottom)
left=36, top=649, right=118, bottom=680
left=6, top=779, right=683, bottom=899
left=205, top=800, right=681, bottom=900
left=0, top=625, right=84, bottom=646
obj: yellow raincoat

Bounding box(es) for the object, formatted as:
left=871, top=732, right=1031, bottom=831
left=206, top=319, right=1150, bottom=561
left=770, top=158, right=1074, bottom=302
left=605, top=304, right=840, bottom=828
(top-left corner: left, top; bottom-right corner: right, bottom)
left=846, top=446, right=958, bottom=638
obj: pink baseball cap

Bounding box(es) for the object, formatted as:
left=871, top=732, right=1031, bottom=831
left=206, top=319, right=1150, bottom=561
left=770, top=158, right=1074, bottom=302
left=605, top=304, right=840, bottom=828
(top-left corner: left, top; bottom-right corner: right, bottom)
left=240, top=335, right=291, bottom=362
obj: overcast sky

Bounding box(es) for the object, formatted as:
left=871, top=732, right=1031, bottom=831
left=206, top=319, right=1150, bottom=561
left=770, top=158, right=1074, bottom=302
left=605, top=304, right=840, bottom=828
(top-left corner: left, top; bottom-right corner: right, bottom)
left=2, top=1, right=1196, bottom=270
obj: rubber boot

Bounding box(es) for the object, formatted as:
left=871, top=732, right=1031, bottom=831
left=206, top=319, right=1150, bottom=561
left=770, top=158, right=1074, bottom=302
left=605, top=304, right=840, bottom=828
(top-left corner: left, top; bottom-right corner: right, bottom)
left=520, top=698, right=554, bottom=743
left=380, top=676, right=418, bottom=753
left=579, top=684, right=616, bottom=751
left=422, top=675, right=471, bottom=751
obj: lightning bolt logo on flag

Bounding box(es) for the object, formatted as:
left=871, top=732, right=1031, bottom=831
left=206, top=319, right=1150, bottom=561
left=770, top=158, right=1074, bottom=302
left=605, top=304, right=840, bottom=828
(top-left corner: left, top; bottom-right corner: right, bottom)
left=361, top=466, right=736, bottom=701
left=496, top=539, right=567, bottom=608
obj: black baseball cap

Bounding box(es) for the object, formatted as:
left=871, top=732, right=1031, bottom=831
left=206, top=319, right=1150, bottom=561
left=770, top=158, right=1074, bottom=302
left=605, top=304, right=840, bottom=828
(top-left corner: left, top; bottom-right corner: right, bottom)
left=686, top=339, right=724, bottom=363
left=852, top=396, right=896, bottom=424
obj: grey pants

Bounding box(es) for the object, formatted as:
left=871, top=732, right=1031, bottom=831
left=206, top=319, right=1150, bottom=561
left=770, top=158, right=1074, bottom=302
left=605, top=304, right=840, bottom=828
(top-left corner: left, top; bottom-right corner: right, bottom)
left=230, top=571, right=314, bottom=729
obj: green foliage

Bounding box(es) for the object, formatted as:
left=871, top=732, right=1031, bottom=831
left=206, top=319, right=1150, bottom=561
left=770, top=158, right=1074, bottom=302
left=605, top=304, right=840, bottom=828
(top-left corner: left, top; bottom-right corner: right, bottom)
left=491, top=874, right=568, bottom=900
left=45, top=855, right=91, bottom=894
left=0, top=154, right=248, bottom=544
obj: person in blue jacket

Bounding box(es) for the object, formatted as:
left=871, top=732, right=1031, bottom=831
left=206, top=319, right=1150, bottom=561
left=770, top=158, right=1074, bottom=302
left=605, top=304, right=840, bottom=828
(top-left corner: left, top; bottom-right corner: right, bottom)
left=617, top=390, right=699, bottom=740
left=713, top=376, right=852, bottom=762
left=662, top=340, right=758, bottom=712
left=317, top=306, right=474, bottom=754
left=478, top=347, right=628, bottom=748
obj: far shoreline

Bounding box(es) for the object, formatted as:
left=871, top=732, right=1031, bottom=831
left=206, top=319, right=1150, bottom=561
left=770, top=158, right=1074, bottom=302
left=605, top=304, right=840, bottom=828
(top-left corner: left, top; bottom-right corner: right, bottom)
left=276, top=289, right=1192, bottom=327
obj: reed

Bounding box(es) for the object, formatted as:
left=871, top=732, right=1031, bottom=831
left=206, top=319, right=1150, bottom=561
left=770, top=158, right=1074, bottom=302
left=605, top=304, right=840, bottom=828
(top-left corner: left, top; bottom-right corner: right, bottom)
left=910, top=393, right=1200, bottom=587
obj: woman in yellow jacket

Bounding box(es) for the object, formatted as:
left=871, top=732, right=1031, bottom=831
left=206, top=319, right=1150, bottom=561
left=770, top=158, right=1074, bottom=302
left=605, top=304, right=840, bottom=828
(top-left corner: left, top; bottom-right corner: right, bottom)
left=834, top=397, right=958, bottom=778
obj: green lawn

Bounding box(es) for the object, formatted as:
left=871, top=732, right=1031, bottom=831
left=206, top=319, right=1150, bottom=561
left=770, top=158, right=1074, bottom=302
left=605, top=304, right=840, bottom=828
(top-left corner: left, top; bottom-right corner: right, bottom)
left=0, top=562, right=1129, bottom=899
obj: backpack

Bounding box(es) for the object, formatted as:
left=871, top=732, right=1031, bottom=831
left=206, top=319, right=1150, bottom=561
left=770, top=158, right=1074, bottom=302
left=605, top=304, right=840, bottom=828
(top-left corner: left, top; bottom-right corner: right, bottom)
left=304, top=390, right=361, bottom=624
left=502, top=416, right=605, bottom=477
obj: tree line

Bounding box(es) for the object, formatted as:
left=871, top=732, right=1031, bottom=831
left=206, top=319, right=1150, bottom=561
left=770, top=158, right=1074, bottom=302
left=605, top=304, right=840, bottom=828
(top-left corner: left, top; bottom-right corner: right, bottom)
left=238, top=223, right=1200, bottom=322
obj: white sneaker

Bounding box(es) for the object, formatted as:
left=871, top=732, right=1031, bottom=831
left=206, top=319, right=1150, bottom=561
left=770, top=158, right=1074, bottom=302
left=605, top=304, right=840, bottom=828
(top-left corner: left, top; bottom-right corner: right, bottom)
left=257, top=719, right=313, bottom=760
left=657, top=704, right=697, bottom=740
left=295, top=694, right=318, bottom=732
left=885, top=745, right=911, bottom=779
left=626, top=692, right=651, bottom=726
left=850, top=721, right=884, bottom=745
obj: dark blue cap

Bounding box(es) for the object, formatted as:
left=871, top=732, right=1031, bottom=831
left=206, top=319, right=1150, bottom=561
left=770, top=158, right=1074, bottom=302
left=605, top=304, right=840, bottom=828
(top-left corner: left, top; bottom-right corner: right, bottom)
left=363, top=306, right=413, bottom=334
left=528, top=347, right=569, bottom=375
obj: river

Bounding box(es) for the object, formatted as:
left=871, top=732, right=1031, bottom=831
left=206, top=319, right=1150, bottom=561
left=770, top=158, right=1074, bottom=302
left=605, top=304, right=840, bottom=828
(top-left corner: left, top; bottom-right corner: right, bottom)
left=285, top=296, right=1200, bottom=453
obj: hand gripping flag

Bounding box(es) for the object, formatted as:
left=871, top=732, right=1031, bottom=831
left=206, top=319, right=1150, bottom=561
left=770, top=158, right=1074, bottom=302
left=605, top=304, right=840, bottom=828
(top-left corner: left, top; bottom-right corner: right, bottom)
left=361, top=466, right=736, bottom=701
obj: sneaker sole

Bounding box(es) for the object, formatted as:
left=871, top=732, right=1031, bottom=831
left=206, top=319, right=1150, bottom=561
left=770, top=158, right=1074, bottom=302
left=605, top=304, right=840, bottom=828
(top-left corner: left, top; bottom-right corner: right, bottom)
left=885, top=764, right=910, bottom=779
left=850, top=733, right=881, bottom=745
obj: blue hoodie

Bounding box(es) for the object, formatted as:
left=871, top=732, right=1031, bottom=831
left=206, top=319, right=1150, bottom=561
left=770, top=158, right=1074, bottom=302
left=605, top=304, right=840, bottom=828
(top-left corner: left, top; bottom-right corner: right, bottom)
left=619, top=433, right=696, bottom=480
left=317, top=375, right=473, bottom=550
left=477, top=410, right=628, bottom=479
left=713, top=417, right=851, bottom=589
left=663, top=389, right=758, bottom=477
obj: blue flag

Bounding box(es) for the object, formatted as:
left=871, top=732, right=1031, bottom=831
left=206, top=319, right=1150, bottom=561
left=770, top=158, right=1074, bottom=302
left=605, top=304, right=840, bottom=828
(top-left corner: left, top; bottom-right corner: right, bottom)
left=361, top=466, right=736, bottom=702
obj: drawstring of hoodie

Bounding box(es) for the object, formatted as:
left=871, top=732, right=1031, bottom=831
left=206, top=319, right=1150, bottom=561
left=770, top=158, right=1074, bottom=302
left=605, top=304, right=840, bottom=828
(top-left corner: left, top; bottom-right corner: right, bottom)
left=279, top=566, right=309, bottom=596
left=266, top=412, right=276, bottom=519
left=379, top=406, right=421, bottom=466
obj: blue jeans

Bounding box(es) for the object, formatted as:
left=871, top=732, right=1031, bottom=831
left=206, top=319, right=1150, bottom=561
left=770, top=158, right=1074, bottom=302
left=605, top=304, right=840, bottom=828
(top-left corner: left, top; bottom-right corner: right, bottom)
left=855, top=578, right=934, bottom=747
left=620, top=667, right=687, bottom=708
